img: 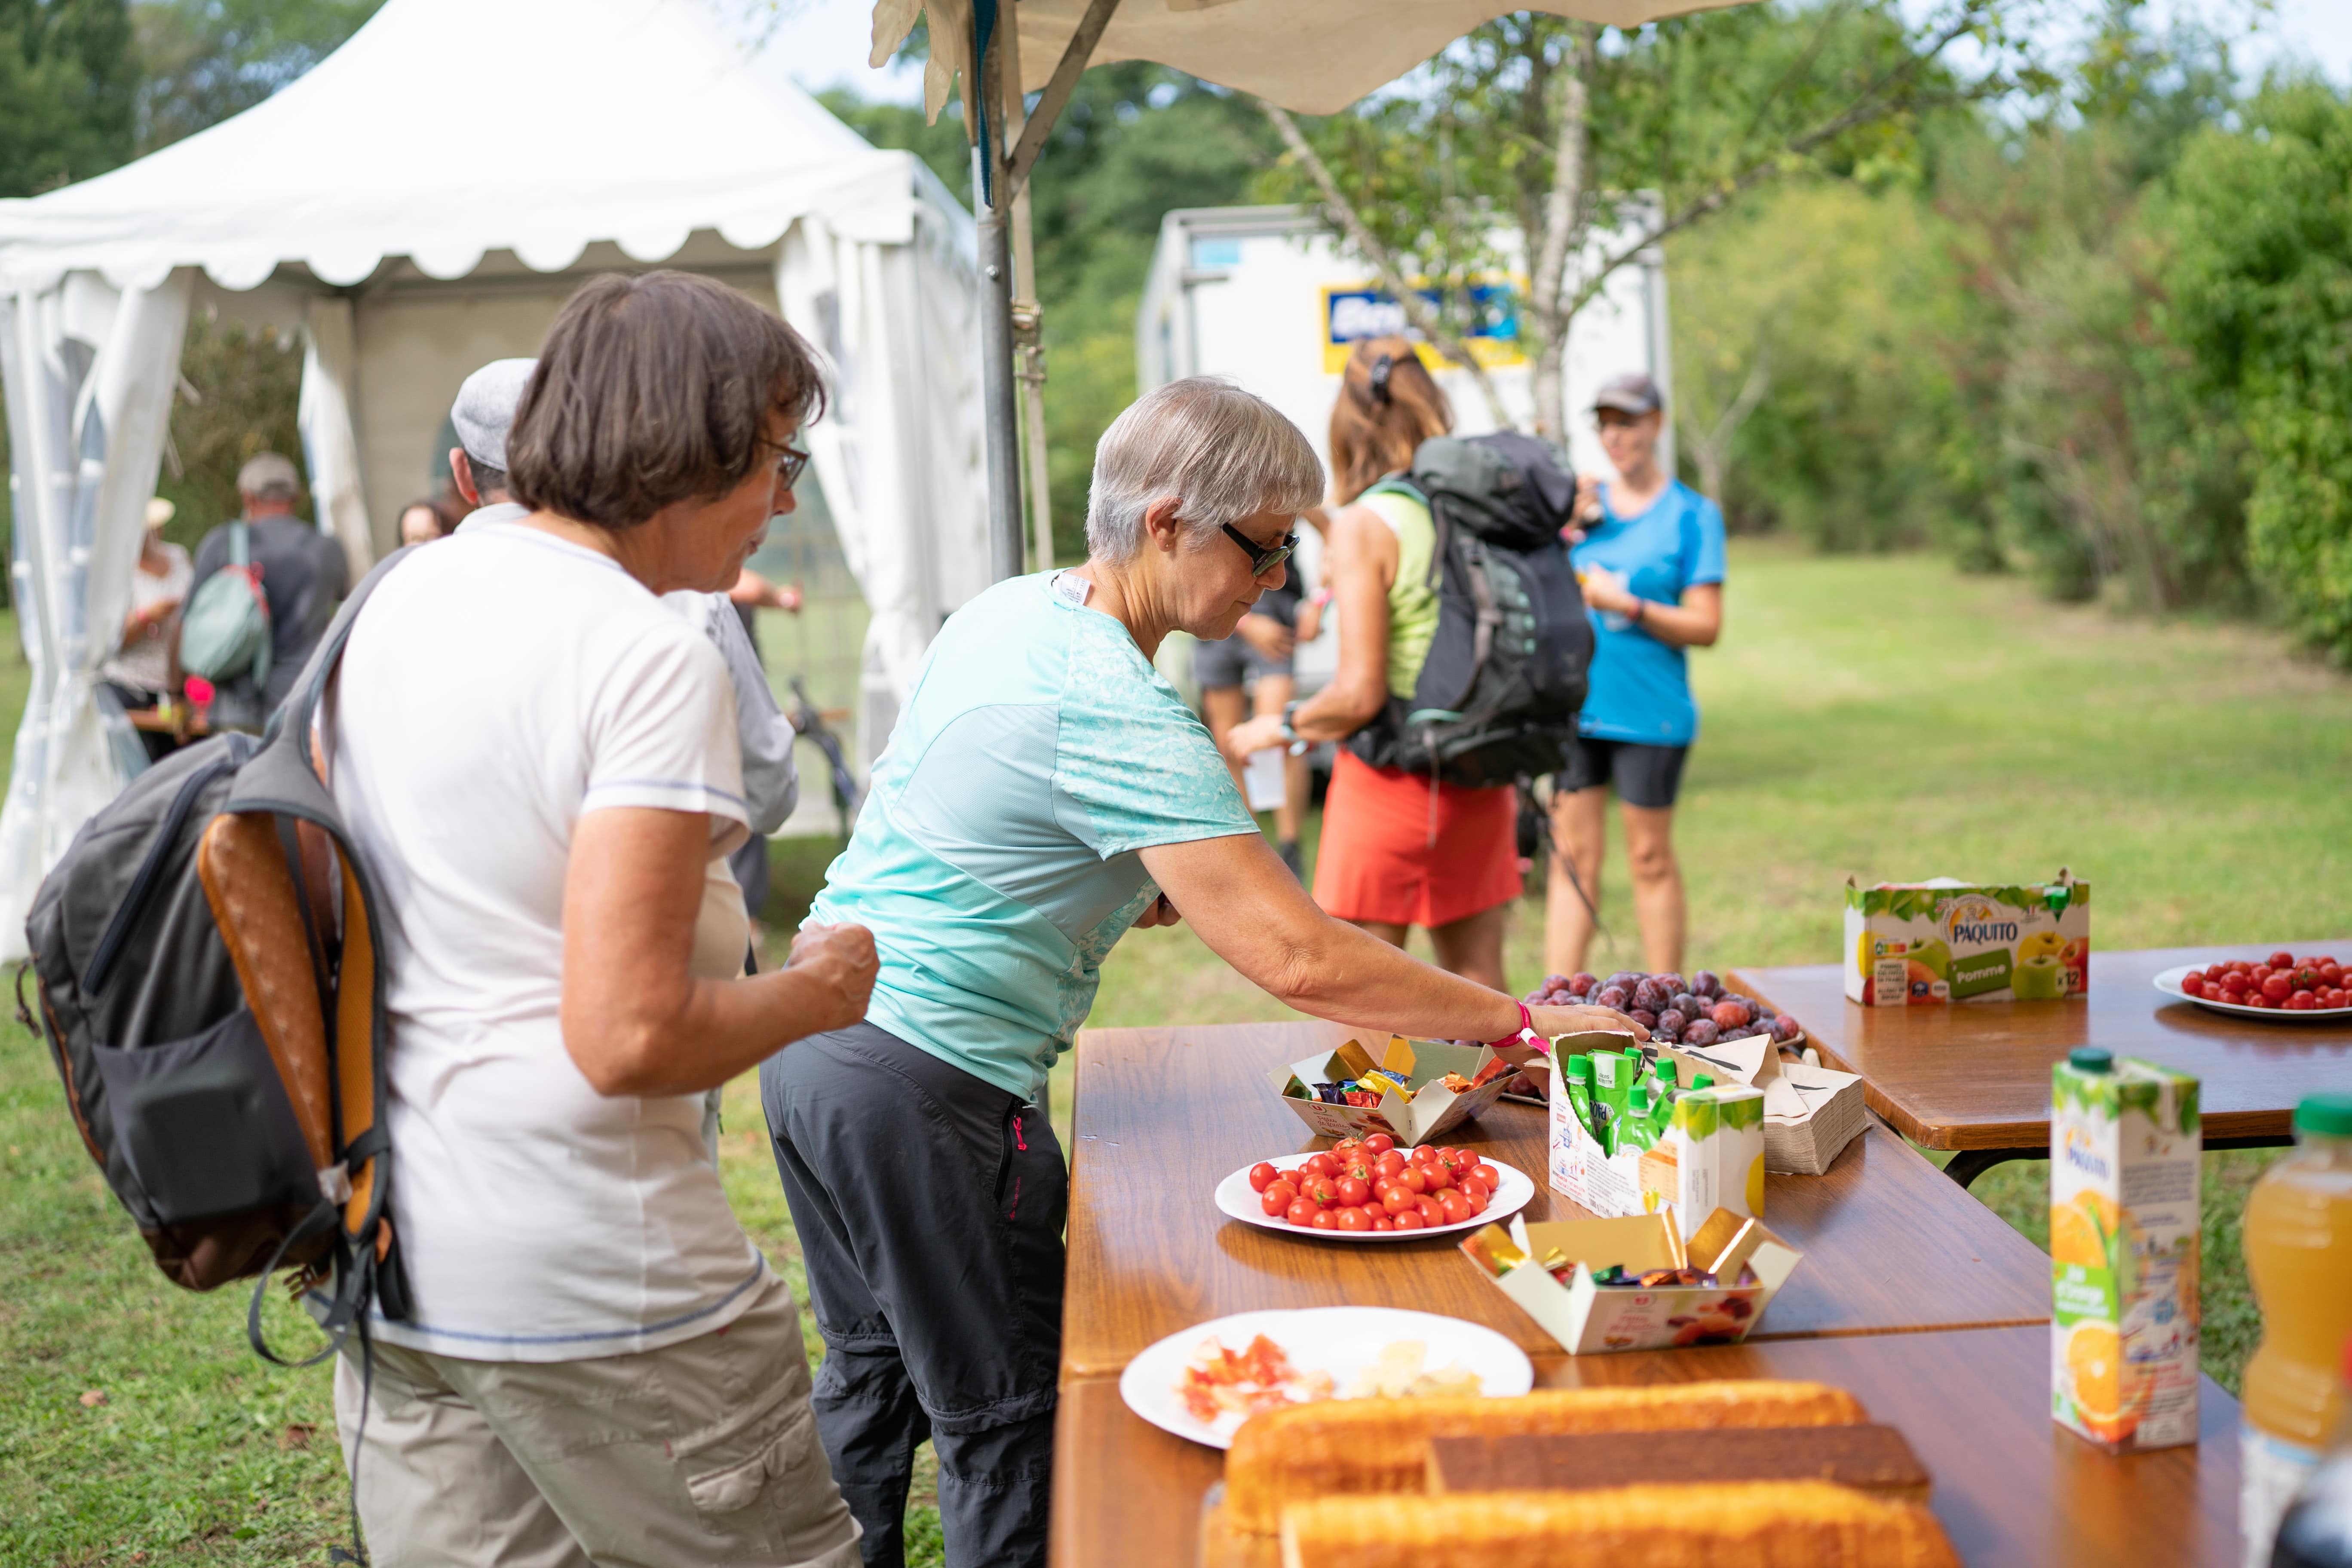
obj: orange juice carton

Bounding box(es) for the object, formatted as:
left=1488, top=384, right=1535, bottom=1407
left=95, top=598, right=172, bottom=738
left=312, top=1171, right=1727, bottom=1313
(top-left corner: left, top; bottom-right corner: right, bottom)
left=1271, top=1034, right=1536, bottom=1148
left=1460, top=1206, right=1802, bottom=1353
left=2050, top=1046, right=2201, bottom=1452
left=1844, top=871, right=2089, bottom=1006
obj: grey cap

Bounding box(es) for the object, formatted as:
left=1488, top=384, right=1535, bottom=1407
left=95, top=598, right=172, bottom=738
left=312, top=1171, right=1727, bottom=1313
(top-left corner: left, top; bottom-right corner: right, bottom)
left=1591, top=371, right=1664, bottom=417
left=236, top=451, right=301, bottom=499
left=451, top=358, right=537, bottom=471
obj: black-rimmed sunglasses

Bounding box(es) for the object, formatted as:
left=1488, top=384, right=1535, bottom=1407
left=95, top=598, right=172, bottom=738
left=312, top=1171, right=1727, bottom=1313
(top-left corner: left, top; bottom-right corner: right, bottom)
left=1221, top=521, right=1299, bottom=577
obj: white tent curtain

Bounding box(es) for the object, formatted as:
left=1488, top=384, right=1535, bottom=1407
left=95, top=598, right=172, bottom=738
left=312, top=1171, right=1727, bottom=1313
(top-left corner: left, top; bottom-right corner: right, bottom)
left=298, top=296, right=374, bottom=580
left=0, top=267, right=194, bottom=955
left=778, top=203, right=985, bottom=771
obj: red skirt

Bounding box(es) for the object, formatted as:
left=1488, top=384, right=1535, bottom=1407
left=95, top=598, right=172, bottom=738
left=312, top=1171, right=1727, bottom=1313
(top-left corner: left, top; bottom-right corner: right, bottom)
left=1312, top=749, right=1522, bottom=929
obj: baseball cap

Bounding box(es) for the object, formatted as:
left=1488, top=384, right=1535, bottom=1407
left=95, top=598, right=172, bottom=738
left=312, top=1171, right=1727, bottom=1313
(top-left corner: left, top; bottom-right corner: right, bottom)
left=1591, top=371, right=1664, bottom=417
left=236, top=452, right=301, bottom=499
left=144, top=497, right=176, bottom=531
left=451, top=358, right=537, bottom=471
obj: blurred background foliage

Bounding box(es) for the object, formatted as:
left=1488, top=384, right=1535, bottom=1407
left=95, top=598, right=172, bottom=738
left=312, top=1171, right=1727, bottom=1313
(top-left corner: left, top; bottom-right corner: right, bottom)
left=4, top=0, right=2352, bottom=659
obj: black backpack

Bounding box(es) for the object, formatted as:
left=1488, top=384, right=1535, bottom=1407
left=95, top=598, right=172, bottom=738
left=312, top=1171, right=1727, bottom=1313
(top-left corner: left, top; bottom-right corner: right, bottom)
left=1347, top=432, right=1594, bottom=788
left=21, top=551, right=413, bottom=1364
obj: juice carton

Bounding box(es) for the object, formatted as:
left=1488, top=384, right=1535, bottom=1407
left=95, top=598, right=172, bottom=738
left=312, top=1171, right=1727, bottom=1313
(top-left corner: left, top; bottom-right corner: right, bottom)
left=1844, top=871, right=2090, bottom=1006
left=1638, top=1084, right=1767, bottom=1240
left=2050, top=1047, right=2202, bottom=1453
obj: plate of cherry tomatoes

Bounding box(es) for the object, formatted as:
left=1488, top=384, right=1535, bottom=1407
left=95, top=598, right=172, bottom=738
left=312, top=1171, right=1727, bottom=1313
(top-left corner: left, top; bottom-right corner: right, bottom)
left=1213, top=1133, right=1534, bottom=1240
left=2155, top=951, right=2352, bottom=1021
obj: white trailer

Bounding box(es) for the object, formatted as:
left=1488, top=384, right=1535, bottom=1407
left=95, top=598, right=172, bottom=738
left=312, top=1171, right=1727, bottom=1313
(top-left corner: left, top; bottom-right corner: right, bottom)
left=1137, top=203, right=1671, bottom=695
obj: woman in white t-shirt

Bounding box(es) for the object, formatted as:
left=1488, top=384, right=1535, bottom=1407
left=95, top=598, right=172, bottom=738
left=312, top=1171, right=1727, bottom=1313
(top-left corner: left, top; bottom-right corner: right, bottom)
left=326, top=270, right=874, bottom=1568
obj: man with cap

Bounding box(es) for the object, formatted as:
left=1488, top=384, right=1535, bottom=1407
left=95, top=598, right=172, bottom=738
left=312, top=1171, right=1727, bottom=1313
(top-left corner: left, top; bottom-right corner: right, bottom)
left=182, top=452, right=350, bottom=730
left=1545, top=369, right=1725, bottom=983
left=445, top=356, right=803, bottom=1151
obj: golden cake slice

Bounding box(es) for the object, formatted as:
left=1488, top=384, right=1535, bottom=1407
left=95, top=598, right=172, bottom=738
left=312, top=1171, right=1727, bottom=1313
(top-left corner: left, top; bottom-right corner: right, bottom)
left=1278, top=1480, right=1960, bottom=1568
left=1223, top=1380, right=1867, bottom=1534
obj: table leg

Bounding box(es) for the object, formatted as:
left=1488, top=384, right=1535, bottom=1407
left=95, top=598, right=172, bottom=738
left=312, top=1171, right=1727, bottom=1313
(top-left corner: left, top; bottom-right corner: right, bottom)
left=1944, top=1134, right=2293, bottom=1190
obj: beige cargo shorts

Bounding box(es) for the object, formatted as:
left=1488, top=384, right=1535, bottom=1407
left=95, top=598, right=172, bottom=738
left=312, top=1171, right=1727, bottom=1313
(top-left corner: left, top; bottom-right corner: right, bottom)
left=333, top=1272, right=861, bottom=1568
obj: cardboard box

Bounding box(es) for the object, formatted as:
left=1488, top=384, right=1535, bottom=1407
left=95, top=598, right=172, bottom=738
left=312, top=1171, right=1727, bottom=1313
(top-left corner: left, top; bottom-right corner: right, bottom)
left=1671, top=1034, right=1869, bottom=1177
left=2050, top=1053, right=2201, bottom=1453
left=1844, top=871, right=2090, bottom=1006
left=1549, top=1040, right=1765, bottom=1240
left=1461, top=1206, right=1803, bottom=1353
left=1270, top=1034, right=1532, bottom=1147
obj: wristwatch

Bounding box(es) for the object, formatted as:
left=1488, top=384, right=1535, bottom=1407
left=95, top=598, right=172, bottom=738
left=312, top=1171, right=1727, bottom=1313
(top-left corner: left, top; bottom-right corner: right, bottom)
left=1277, top=700, right=1304, bottom=745
left=1630, top=599, right=1646, bottom=628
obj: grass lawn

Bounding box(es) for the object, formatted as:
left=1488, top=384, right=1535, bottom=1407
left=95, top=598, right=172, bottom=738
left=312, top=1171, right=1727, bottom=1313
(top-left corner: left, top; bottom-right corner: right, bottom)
left=3, top=541, right=2347, bottom=1562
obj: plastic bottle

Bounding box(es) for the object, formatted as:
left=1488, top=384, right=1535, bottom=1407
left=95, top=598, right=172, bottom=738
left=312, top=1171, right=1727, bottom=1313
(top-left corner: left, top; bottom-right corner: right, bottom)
left=2270, top=1338, right=2352, bottom=1568
left=1615, top=1086, right=1657, bottom=1157
left=2243, top=1094, right=2352, bottom=1567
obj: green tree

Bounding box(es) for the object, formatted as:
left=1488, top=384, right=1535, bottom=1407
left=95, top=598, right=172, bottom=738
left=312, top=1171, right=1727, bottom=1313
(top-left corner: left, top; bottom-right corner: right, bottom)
left=133, top=0, right=384, bottom=152
left=0, top=0, right=135, bottom=196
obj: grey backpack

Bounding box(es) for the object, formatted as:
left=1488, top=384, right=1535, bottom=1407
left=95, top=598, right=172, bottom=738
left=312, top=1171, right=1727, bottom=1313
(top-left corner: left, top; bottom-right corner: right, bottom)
left=22, top=550, right=411, bottom=1363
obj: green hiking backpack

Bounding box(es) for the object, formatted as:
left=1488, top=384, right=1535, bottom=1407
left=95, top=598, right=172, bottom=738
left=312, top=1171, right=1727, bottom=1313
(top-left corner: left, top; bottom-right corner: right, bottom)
left=179, top=522, right=273, bottom=690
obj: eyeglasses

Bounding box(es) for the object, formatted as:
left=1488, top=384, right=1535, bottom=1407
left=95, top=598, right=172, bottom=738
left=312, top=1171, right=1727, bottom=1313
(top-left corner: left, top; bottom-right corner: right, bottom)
left=1221, top=520, right=1299, bottom=577
left=775, top=445, right=812, bottom=491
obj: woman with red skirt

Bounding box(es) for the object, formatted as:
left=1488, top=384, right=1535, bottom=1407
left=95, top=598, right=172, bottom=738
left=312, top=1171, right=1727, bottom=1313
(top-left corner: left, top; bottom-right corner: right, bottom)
left=1224, top=338, right=1520, bottom=988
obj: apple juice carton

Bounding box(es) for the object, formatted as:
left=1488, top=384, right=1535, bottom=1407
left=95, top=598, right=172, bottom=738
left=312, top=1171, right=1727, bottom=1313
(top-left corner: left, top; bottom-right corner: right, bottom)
left=1637, top=1083, right=1767, bottom=1241
left=1843, top=871, right=2090, bottom=1006
left=2050, top=1046, right=2202, bottom=1453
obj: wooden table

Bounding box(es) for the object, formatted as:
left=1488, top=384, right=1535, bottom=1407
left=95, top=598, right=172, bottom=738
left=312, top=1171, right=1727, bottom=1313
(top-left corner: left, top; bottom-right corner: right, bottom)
left=1063, top=1022, right=2053, bottom=1378
left=1734, top=941, right=2352, bottom=1187
left=1054, top=1022, right=2248, bottom=1566
left=1051, top=1326, right=2243, bottom=1568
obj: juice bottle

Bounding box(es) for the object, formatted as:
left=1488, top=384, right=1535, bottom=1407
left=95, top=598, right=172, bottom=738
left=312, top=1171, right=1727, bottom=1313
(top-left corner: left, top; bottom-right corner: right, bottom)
left=2268, top=1336, right=2352, bottom=1568
left=2050, top=1046, right=2202, bottom=1454
left=2242, top=1094, right=2352, bottom=1568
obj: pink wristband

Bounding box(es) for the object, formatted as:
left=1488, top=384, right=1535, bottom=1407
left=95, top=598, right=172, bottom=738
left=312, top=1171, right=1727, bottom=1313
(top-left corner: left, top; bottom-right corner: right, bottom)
left=1487, top=999, right=1535, bottom=1050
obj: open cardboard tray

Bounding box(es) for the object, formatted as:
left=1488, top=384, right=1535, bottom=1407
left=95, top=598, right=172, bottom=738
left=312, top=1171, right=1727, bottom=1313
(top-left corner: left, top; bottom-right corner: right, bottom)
left=1271, top=1034, right=1541, bottom=1148
left=1462, top=1206, right=1802, bottom=1354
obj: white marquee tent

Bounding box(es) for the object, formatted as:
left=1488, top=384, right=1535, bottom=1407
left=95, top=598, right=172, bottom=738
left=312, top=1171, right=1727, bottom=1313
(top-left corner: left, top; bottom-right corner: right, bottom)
left=0, top=0, right=987, bottom=955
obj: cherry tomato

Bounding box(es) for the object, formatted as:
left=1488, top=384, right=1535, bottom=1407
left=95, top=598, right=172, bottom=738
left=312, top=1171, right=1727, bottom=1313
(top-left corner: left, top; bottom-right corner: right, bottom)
left=1471, top=1163, right=1501, bottom=1190
left=2181, top=975, right=2206, bottom=997
left=1248, top=1162, right=1279, bottom=1193
left=1299, top=1175, right=1339, bottom=1206
left=1373, top=1152, right=1407, bottom=1180
left=2220, top=972, right=2250, bottom=996
left=1264, top=1178, right=1297, bottom=1206
left=1370, top=1215, right=1394, bottom=1232
left=1362, top=1132, right=1395, bottom=1155
left=2289, top=990, right=2317, bottom=1010
left=2263, top=973, right=2294, bottom=1002
left=2270, top=950, right=2296, bottom=970
left=1337, top=1177, right=1372, bottom=1207
left=1464, top=1187, right=1489, bottom=1216
left=1382, top=1188, right=1416, bottom=1217
left=1336, top=1206, right=1371, bottom=1233
left=1423, top=1163, right=1454, bottom=1193
left=2228, top=960, right=2253, bottom=975
left=2204, top=963, right=2227, bottom=981
left=1415, top=1196, right=1444, bottom=1226
left=2321, top=963, right=2345, bottom=988
left=1309, top=1208, right=1338, bottom=1230
left=1331, top=1138, right=1361, bottom=1159
left=1285, top=1198, right=1318, bottom=1226
left=2247, top=991, right=2275, bottom=1010
left=1392, top=1209, right=1426, bottom=1231
left=1438, top=1191, right=1471, bottom=1225
left=1302, top=1154, right=1338, bottom=1179
left=1341, top=1158, right=1377, bottom=1186
left=1397, top=1168, right=1428, bottom=1195
left=1260, top=1188, right=1291, bottom=1216
left=1459, top=1178, right=1492, bottom=1206
left=1409, top=1144, right=1438, bottom=1165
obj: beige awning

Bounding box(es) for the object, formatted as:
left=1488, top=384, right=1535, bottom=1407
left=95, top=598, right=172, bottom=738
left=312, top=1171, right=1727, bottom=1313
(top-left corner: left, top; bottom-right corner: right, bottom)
left=873, top=0, right=1744, bottom=123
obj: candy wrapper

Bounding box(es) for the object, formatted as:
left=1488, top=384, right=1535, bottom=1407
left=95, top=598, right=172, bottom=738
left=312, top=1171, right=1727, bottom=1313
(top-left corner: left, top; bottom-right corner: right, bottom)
left=1461, top=1207, right=1802, bottom=1354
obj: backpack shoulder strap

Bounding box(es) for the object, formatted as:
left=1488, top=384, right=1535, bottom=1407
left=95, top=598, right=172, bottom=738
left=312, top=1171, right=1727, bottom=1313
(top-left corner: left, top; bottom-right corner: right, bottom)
left=1358, top=475, right=1429, bottom=509
left=228, top=520, right=250, bottom=570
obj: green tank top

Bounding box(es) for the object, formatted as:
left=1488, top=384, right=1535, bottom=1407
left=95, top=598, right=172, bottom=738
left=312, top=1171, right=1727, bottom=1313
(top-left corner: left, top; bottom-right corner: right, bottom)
left=1360, top=487, right=1438, bottom=699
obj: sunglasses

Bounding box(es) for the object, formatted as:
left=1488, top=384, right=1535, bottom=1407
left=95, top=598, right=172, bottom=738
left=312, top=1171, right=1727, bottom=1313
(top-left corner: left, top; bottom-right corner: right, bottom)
left=1221, top=520, right=1300, bottom=577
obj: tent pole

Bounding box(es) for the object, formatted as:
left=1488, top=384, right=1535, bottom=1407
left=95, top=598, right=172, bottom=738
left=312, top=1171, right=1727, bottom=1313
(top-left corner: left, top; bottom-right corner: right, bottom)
left=1000, top=15, right=1054, bottom=571
left=975, top=8, right=1024, bottom=583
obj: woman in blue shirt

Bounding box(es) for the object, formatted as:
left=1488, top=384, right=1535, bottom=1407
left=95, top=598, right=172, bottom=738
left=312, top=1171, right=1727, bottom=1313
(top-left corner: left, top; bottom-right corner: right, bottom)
left=1545, top=372, right=1724, bottom=980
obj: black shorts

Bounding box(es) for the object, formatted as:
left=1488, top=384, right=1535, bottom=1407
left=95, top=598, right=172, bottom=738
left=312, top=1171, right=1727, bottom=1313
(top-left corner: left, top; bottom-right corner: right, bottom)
left=1558, top=735, right=1689, bottom=809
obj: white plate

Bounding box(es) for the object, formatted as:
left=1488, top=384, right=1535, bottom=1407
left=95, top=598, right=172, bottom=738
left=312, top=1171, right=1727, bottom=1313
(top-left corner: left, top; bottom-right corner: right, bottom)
left=2153, top=964, right=2352, bottom=1023
left=1118, top=1307, right=1536, bottom=1449
left=1213, top=1152, right=1534, bottom=1242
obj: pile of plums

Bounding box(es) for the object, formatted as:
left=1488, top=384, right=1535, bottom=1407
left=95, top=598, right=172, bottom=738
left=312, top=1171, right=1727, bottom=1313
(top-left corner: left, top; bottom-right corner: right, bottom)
left=1524, top=969, right=1803, bottom=1049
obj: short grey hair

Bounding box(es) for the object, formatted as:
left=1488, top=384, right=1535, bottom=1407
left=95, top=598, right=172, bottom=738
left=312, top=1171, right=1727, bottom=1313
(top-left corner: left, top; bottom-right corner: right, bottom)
left=1085, top=377, right=1325, bottom=563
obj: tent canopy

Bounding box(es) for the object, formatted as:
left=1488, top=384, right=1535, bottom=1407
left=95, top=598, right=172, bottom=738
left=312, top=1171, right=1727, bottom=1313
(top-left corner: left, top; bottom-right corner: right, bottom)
left=0, top=0, right=988, bottom=957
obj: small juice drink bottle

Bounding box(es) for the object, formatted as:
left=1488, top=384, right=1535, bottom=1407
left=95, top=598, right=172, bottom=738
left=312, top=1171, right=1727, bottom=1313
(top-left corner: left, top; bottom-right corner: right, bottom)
left=2050, top=1047, right=2202, bottom=1453
left=2240, top=1094, right=2352, bottom=1567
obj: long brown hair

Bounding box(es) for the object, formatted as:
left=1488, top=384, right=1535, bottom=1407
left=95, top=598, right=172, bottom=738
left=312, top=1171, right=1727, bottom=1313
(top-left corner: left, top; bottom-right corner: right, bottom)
left=1328, top=336, right=1454, bottom=505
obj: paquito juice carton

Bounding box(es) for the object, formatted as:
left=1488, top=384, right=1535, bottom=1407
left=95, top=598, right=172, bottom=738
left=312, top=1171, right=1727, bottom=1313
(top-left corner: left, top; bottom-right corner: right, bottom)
left=2050, top=1048, right=2202, bottom=1453
left=1844, top=871, right=2090, bottom=1006
left=1638, top=1084, right=1767, bottom=1240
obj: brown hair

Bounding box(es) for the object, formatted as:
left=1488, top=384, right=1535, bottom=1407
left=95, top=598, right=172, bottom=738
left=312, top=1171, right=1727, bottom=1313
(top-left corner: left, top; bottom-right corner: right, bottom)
left=506, top=270, right=826, bottom=529
left=1328, top=337, right=1453, bottom=505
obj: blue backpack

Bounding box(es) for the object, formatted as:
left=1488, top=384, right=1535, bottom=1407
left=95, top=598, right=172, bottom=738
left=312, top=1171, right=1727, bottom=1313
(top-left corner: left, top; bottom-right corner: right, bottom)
left=178, top=521, right=273, bottom=690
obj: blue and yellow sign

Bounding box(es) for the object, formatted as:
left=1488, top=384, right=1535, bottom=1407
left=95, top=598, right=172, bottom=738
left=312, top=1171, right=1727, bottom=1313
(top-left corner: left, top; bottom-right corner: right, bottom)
left=1321, top=278, right=1524, bottom=372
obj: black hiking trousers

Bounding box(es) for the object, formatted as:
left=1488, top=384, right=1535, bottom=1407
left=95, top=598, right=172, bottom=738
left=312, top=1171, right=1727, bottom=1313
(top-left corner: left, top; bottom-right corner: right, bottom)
left=760, top=1021, right=1064, bottom=1568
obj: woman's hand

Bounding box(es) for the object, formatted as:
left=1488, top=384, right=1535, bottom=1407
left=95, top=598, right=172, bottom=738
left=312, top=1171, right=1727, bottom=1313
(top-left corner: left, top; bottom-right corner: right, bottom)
left=1529, top=1002, right=1648, bottom=1043
left=1579, top=563, right=1641, bottom=617
left=1222, top=712, right=1289, bottom=764
left=1234, top=613, right=1295, bottom=662
left=1566, top=474, right=1605, bottom=540
left=784, top=923, right=879, bottom=1035
left=1132, top=893, right=1184, bottom=929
